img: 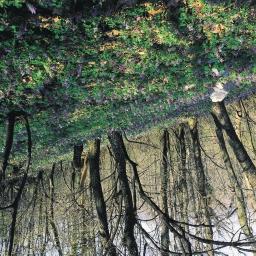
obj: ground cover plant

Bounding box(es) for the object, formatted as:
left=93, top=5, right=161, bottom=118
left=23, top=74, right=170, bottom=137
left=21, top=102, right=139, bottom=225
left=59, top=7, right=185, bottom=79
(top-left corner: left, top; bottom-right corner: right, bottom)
left=0, top=0, right=255, bottom=165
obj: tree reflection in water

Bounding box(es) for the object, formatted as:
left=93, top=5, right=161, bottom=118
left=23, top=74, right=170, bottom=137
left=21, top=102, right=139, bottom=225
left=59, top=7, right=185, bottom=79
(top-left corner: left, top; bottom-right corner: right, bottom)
left=1, top=97, right=256, bottom=255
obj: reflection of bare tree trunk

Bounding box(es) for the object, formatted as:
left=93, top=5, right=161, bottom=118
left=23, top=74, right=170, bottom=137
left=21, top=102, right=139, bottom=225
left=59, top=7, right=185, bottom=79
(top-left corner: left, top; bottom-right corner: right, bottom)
left=125, top=143, right=192, bottom=254
left=8, top=173, right=28, bottom=256
left=160, top=129, right=170, bottom=255
left=234, top=101, right=243, bottom=139
left=88, top=139, right=117, bottom=256
left=81, top=190, right=87, bottom=255
left=80, top=154, right=89, bottom=188
left=40, top=193, right=49, bottom=256
left=71, top=143, right=83, bottom=190
left=1, top=112, right=15, bottom=181
left=1, top=110, right=28, bottom=182
left=108, top=131, right=138, bottom=256
left=175, top=125, right=189, bottom=228
left=27, top=177, right=39, bottom=255
left=115, top=132, right=193, bottom=254
left=8, top=114, right=31, bottom=256
left=171, top=128, right=188, bottom=254
left=49, top=164, right=63, bottom=256
left=188, top=118, right=213, bottom=256
left=212, top=114, right=252, bottom=237
left=70, top=207, right=78, bottom=255
left=241, top=100, right=256, bottom=157
left=211, top=102, right=256, bottom=189
left=73, top=143, right=83, bottom=169
left=41, top=193, right=49, bottom=256
left=184, top=130, right=199, bottom=250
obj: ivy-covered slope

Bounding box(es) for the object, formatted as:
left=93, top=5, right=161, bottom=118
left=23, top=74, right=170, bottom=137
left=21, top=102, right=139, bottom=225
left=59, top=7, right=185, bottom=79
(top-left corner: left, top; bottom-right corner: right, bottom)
left=0, top=0, right=255, bottom=164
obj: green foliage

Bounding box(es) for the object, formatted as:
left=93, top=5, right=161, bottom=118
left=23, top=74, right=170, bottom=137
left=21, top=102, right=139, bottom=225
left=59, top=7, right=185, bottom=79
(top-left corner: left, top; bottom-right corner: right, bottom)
left=0, top=0, right=25, bottom=8
left=0, top=0, right=72, bottom=9
left=0, top=0, right=255, bottom=165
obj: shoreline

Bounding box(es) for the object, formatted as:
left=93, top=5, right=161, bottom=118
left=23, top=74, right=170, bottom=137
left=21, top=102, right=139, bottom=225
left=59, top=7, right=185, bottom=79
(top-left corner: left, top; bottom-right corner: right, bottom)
left=123, top=82, right=256, bottom=137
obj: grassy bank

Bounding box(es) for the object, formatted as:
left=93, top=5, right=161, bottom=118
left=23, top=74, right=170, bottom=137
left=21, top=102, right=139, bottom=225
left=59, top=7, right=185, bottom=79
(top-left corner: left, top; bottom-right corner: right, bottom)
left=0, top=1, right=255, bottom=167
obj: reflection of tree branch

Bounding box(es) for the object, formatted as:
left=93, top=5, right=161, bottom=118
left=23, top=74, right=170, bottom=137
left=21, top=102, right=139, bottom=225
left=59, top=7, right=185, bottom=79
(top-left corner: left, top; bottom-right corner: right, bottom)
left=137, top=214, right=158, bottom=222
left=189, top=232, right=256, bottom=247
left=1, top=175, right=38, bottom=188
left=123, top=130, right=160, bottom=150
left=240, top=100, right=256, bottom=156
left=199, top=143, right=226, bottom=170
left=122, top=131, right=256, bottom=252
left=60, top=161, right=72, bottom=192
left=38, top=172, right=50, bottom=199
left=65, top=188, right=91, bottom=216
left=137, top=221, right=182, bottom=255
left=0, top=204, right=12, bottom=210
left=119, top=132, right=192, bottom=254
left=88, top=139, right=117, bottom=256
left=103, top=194, right=123, bottom=256
left=105, top=174, right=119, bottom=204
left=41, top=198, right=49, bottom=255
left=49, top=164, right=63, bottom=256
left=143, top=242, right=148, bottom=256
left=132, top=160, right=192, bottom=253
left=1, top=110, right=28, bottom=181
left=15, top=171, right=42, bottom=222
left=237, top=246, right=256, bottom=253
left=108, top=131, right=139, bottom=255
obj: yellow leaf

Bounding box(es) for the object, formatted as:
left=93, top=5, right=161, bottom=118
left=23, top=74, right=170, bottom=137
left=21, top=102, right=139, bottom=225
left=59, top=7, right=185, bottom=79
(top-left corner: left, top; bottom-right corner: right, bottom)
left=142, top=2, right=152, bottom=7
left=88, top=61, right=96, bottom=66
left=192, top=0, right=204, bottom=10
left=147, top=8, right=164, bottom=16
left=106, top=29, right=120, bottom=38
left=41, top=23, right=50, bottom=29
left=99, top=43, right=118, bottom=51
left=112, top=29, right=120, bottom=36
left=203, top=23, right=226, bottom=38
left=53, top=16, right=60, bottom=23
left=22, top=75, right=33, bottom=83
left=163, top=77, right=169, bottom=84
left=100, top=61, right=107, bottom=66
left=211, top=24, right=225, bottom=34
left=138, top=50, right=146, bottom=55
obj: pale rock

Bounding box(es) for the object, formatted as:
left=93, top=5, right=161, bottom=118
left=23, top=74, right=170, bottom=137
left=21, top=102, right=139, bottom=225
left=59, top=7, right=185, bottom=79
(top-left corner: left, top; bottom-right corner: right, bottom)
left=210, top=84, right=228, bottom=102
